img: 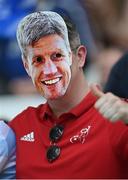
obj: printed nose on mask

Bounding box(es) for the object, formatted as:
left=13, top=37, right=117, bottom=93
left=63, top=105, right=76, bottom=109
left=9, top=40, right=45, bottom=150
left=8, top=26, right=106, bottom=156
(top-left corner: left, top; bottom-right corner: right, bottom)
left=43, top=60, right=57, bottom=75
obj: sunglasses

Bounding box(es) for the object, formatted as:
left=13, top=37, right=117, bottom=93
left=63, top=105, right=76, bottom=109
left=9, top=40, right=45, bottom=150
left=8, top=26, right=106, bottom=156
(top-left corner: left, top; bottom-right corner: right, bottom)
left=46, top=125, right=64, bottom=163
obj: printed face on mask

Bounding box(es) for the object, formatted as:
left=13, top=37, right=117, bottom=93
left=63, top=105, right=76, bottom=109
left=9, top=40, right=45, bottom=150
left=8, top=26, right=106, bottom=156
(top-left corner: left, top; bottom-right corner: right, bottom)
left=25, top=34, right=72, bottom=100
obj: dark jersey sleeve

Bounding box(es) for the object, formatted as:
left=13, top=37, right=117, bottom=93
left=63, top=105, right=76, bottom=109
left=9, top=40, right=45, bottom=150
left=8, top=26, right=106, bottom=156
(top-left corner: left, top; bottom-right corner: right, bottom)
left=104, top=53, right=128, bottom=98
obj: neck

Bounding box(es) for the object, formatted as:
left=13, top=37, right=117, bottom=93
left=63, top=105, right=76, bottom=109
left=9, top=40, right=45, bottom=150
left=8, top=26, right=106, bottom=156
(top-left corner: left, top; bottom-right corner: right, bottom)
left=48, top=72, right=89, bottom=117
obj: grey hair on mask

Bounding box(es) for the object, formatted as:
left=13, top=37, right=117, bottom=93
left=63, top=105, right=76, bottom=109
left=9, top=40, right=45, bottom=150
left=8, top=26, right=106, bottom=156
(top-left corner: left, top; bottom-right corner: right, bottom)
left=16, top=11, right=71, bottom=58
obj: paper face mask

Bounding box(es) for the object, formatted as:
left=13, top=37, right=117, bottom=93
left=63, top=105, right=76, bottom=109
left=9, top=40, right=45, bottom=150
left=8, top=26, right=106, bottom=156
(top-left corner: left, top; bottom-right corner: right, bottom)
left=26, top=34, right=72, bottom=100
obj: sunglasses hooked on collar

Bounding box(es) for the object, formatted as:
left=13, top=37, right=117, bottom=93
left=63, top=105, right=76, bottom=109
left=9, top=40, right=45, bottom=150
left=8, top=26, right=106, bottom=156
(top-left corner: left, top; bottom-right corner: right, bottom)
left=46, top=124, right=64, bottom=162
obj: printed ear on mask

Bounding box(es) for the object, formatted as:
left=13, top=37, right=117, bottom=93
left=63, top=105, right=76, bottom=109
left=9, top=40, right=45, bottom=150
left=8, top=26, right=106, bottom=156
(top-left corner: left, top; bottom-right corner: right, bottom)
left=77, top=46, right=87, bottom=68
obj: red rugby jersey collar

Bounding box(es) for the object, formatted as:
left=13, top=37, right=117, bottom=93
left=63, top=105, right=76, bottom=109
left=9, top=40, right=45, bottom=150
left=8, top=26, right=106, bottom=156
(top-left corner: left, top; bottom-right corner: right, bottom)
left=41, top=91, right=97, bottom=120
left=40, top=103, right=52, bottom=119
left=69, top=91, right=97, bottom=117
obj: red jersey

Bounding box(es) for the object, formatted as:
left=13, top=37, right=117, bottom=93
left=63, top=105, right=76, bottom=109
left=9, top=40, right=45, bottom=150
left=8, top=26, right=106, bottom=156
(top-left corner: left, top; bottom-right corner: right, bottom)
left=9, top=91, right=128, bottom=179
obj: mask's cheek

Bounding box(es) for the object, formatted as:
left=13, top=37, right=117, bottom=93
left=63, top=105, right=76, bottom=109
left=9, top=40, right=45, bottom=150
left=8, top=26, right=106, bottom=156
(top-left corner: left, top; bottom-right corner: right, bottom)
left=35, top=80, right=45, bottom=95
left=62, top=67, right=72, bottom=92
left=30, top=69, right=40, bottom=88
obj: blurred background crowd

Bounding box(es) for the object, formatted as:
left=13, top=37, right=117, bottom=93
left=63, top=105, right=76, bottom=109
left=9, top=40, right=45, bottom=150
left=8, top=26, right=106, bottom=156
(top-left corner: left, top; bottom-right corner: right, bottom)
left=0, top=0, right=128, bottom=119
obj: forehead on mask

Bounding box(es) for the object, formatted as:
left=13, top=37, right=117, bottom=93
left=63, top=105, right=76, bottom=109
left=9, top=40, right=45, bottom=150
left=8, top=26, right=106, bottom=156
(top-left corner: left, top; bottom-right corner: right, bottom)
left=17, top=11, right=71, bottom=54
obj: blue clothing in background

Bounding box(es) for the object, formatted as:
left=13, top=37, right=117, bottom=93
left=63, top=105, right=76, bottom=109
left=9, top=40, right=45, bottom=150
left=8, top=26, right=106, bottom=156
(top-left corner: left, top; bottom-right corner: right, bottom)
left=0, top=121, right=16, bottom=179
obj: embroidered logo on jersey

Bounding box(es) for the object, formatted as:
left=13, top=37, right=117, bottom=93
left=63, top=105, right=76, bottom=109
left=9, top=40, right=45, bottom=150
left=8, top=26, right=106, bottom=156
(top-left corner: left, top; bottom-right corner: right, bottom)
left=70, top=126, right=91, bottom=144
left=20, top=132, right=35, bottom=142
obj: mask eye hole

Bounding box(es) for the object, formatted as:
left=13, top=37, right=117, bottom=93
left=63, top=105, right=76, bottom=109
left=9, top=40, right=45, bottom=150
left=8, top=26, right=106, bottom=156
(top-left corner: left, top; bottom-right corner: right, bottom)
left=51, top=53, right=63, bottom=61
left=36, top=56, right=43, bottom=62
left=32, top=55, right=44, bottom=65
left=56, top=53, right=62, bottom=58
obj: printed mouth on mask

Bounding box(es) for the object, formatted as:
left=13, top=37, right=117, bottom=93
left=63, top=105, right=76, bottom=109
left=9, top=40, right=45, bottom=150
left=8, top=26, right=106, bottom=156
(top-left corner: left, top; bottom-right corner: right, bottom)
left=41, top=77, right=62, bottom=85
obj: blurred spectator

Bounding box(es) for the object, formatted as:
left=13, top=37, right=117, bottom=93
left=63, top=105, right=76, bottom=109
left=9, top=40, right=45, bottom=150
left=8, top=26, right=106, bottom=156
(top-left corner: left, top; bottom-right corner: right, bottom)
left=104, top=53, right=128, bottom=98
left=86, top=47, right=123, bottom=89
left=0, top=39, right=9, bottom=94
left=96, top=47, right=123, bottom=88
left=0, top=0, right=37, bottom=95
left=0, top=120, right=16, bottom=179
left=0, top=118, right=9, bottom=124
left=82, top=0, right=128, bottom=50
left=0, top=0, right=37, bottom=38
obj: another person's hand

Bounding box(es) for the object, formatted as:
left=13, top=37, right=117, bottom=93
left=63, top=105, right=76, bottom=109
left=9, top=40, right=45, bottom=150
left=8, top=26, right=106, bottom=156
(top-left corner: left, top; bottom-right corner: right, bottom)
left=90, top=84, right=128, bottom=124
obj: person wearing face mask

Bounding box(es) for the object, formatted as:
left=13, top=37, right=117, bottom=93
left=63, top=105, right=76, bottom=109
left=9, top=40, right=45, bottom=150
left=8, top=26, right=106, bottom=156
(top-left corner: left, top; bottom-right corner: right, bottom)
left=9, top=11, right=128, bottom=179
